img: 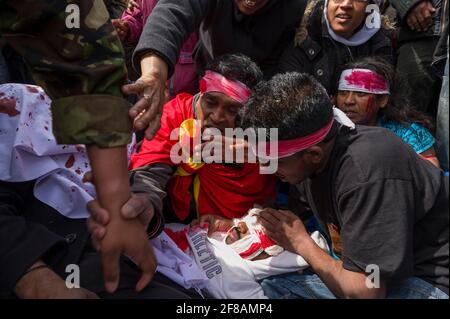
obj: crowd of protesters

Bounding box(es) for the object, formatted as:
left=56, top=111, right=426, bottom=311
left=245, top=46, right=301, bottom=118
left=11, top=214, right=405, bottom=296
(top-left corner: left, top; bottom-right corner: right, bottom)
left=0, top=0, right=448, bottom=299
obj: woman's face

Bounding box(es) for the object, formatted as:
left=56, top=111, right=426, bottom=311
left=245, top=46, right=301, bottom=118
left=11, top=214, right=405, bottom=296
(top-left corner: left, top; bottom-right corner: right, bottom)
left=336, top=90, right=388, bottom=125
left=326, top=0, right=369, bottom=39
left=234, top=0, right=270, bottom=15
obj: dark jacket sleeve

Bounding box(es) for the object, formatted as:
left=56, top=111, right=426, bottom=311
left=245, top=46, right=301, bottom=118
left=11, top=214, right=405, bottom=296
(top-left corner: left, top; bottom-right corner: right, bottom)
left=133, top=0, right=211, bottom=76
left=0, top=181, right=65, bottom=297
left=130, top=163, right=174, bottom=238
left=374, top=29, right=396, bottom=65
left=390, top=0, right=423, bottom=20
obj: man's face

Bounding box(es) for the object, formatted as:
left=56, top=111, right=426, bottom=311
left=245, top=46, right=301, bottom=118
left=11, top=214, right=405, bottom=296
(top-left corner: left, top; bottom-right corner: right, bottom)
left=198, top=92, right=242, bottom=134
left=234, top=0, right=270, bottom=15
left=272, top=152, right=311, bottom=185
left=225, top=221, right=250, bottom=244
left=225, top=221, right=270, bottom=260
left=327, top=0, right=368, bottom=39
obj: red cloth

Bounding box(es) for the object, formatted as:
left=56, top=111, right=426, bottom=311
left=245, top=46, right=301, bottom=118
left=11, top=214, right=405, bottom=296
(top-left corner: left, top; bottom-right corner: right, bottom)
left=164, top=228, right=190, bottom=252
left=131, top=94, right=276, bottom=221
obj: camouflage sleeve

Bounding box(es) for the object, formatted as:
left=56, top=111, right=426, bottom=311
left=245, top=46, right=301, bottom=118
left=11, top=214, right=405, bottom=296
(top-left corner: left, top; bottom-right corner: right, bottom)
left=0, top=0, right=132, bottom=148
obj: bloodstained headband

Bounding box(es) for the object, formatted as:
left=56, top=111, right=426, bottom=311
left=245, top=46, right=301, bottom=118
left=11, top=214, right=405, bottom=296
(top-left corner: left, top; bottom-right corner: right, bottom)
left=338, top=68, right=390, bottom=95
left=251, top=108, right=355, bottom=160
left=254, top=118, right=334, bottom=160
left=199, top=70, right=251, bottom=104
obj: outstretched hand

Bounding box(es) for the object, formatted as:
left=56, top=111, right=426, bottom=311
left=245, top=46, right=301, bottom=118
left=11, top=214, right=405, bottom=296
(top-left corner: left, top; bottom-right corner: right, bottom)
left=123, top=54, right=169, bottom=141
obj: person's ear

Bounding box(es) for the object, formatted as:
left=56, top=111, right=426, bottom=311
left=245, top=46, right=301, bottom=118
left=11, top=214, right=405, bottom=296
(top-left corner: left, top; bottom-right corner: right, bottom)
left=378, top=95, right=389, bottom=109
left=303, top=146, right=324, bottom=165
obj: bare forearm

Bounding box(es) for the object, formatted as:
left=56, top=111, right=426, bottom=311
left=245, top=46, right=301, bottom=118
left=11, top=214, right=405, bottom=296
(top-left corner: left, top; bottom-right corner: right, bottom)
left=15, top=260, right=98, bottom=299
left=140, top=53, right=168, bottom=80
left=87, top=145, right=131, bottom=220
left=296, top=238, right=386, bottom=299
left=14, top=261, right=63, bottom=299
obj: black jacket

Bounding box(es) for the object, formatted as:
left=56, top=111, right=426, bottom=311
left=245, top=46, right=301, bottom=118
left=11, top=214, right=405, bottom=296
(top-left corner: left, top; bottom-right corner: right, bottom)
left=133, top=0, right=308, bottom=77
left=391, top=0, right=448, bottom=42
left=0, top=180, right=164, bottom=297
left=0, top=180, right=88, bottom=297
left=277, top=0, right=395, bottom=94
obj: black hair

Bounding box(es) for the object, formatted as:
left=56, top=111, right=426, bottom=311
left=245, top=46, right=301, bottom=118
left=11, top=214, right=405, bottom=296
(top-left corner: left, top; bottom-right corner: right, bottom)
left=338, top=56, right=434, bottom=131
left=203, top=53, right=263, bottom=90
left=240, top=72, right=334, bottom=140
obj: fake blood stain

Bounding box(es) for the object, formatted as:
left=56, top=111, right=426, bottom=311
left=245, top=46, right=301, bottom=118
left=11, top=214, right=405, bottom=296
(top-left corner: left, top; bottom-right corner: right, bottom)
left=344, top=71, right=386, bottom=92
left=65, top=155, right=75, bottom=168
left=26, top=86, right=39, bottom=93
left=0, top=97, right=20, bottom=117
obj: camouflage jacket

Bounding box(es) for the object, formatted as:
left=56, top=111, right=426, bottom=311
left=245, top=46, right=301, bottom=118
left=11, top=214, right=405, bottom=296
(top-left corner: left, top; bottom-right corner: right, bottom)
left=0, top=0, right=132, bottom=148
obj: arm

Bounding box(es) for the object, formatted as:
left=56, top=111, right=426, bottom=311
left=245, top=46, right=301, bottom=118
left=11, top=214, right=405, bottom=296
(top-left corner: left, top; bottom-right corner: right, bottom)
left=122, top=0, right=209, bottom=140
left=121, top=0, right=145, bottom=45
left=294, top=233, right=387, bottom=299
left=390, top=0, right=428, bottom=20
left=1, top=0, right=132, bottom=232
left=86, top=163, right=174, bottom=254
left=0, top=181, right=61, bottom=296
left=0, top=181, right=97, bottom=298
left=258, top=209, right=387, bottom=299
left=0, top=1, right=158, bottom=292
left=259, top=178, right=416, bottom=299
left=130, top=163, right=174, bottom=236
left=0, top=0, right=132, bottom=148
left=390, top=0, right=436, bottom=32
left=133, top=0, right=211, bottom=77
left=85, top=163, right=175, bottom=289
left=14, top=260, right=98, bottom=299
left=419, top=146, right=441, bottom=167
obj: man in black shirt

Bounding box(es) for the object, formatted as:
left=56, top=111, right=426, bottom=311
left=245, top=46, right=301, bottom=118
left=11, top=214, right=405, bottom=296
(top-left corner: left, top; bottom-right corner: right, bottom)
left=240, top=72, right=449, bottom=299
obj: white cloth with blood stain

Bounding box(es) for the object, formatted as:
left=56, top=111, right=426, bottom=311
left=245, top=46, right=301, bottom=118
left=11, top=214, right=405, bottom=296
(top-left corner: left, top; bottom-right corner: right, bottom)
left=227, top=208, right=284, bottom=260
left=0, top=83, right=136, bottom=219
left=150, top=227, right=209, bottom=292
left=157, top=223, right=330, bottom=299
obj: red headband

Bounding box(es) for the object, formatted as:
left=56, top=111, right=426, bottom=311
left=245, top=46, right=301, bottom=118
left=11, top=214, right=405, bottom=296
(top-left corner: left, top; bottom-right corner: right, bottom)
left=199, top=71, right=251, bottom=104
left=254, top=118, right=334, bottom=160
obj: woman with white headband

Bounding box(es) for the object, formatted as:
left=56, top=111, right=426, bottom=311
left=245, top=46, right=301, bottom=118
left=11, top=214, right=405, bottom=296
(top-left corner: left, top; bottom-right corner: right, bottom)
left=336, top=56, right=440, bottom=167
left=278, top=0, right=395, bottom=93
